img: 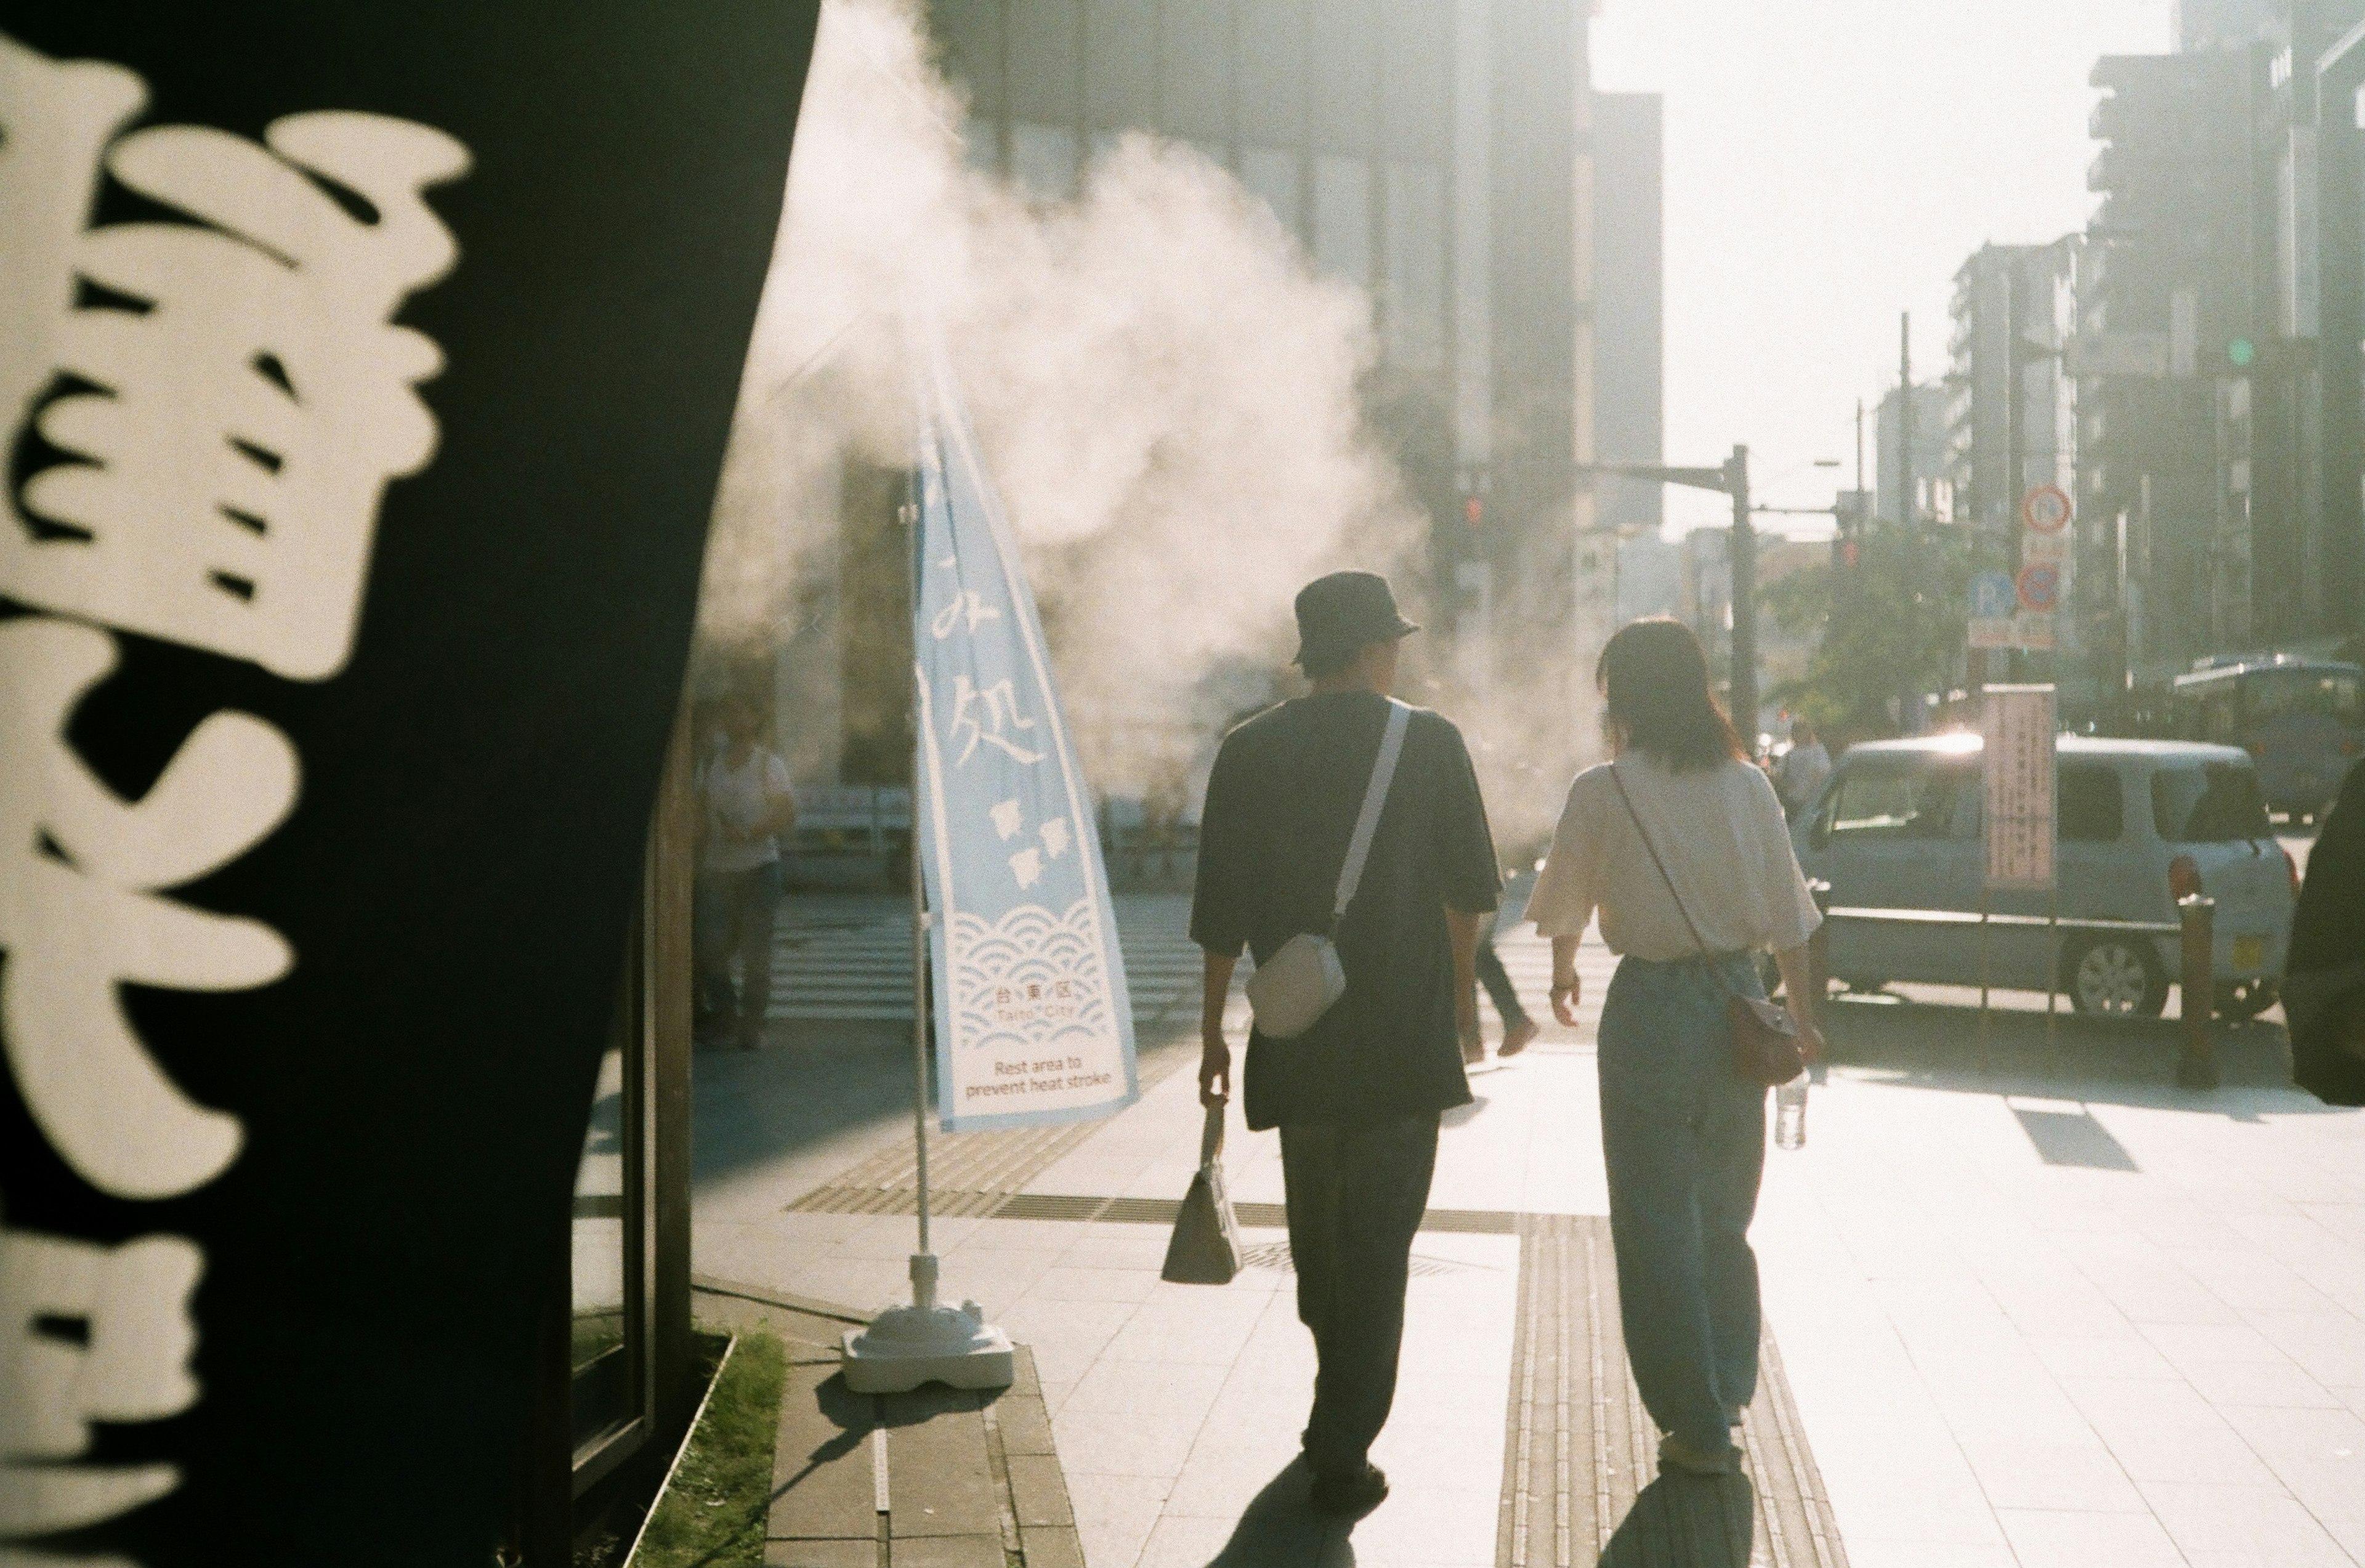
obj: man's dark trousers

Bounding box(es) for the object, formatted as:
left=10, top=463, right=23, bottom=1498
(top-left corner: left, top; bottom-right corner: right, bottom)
left=1281, top=1112, right=1441, bottom=1479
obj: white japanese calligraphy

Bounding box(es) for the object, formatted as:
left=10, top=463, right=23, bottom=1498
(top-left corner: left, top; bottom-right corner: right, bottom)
left=989, top=799, right=1024, bottom=841
left=947, top=676, right=1045, bottom=768
left=1, top=618, right=296, bottom=1200
left=0, top=1226, right=200, bottom=1538
left=929, top=589, right=1003, bottom=641
left=1008, top=846, right=1043, bottom=889
left=0, top=33, right=469, bottom=682
left=1038, top=817, right=1070, bottom=860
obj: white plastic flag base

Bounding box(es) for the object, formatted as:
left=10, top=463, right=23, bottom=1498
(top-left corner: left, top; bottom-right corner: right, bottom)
left=841, top=1252, right=1014, bottom=1394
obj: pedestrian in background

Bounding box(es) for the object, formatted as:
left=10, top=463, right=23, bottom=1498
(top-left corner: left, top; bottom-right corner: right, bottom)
left=1527, top=618, right=1823, bottom=1477
left=1774, top=719, right=1832, bottom=820
left=694, top=692, right=797, bottom=1051
left=1192, top=571, right=1501, bottom=1519
left=1471, top=926, right=1541, bottom=1061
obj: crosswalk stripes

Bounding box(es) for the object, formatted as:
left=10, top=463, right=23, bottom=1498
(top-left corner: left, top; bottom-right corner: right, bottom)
left=765, top=900, right=1204, bottom=1025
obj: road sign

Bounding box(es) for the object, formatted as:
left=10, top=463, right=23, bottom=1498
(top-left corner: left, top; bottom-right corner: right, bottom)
left=2022, top=485, right=2072, bottom=533
left=2023, top=530, right=2070, bottom=565
left=1970, top=616, right=2016, bottom=650
left=1984, top=684, right=2057, bottom=891
left=1970, top=570, right=2017, bottom=620
left=2017, top=563, right=2061, bottom=613
left=2013, top=610, right=2056, bottom=652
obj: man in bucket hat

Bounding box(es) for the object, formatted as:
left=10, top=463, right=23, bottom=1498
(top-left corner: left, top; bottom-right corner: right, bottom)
left=1191, top=570, right=1502, bottom=1518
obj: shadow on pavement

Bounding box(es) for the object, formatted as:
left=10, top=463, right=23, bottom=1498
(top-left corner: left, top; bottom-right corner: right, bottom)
left=1598, top=1472, right=1757, bottom=1566
left=2011, top=1105, right=2143, bottom=1170
left=1821, top=992, right=2340, bottom=1120
left=692, top=1019, right=920, bottom=1189
left=1203, top=1460, right=1352, bottom=1566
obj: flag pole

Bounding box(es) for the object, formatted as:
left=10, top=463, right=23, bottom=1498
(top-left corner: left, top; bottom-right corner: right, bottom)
left=907, top=473, right=937, bottom=1309
left=840, top=418, right=1012, bottom=1394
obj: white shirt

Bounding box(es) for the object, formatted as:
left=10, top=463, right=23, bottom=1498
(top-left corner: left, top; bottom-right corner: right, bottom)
left=699, top=743, right=793, bottom=875
left=1528, top=754, right=1821, bottom=961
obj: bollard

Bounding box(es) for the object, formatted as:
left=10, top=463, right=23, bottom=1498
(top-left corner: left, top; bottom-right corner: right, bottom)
left=2178, top=894, right=2219, bottom=1091
left=1806, top=879, right=1832, bottom=1012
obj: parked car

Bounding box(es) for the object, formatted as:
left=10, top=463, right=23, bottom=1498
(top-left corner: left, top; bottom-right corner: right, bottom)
left=1790, top=735, right=2296, bottom=1019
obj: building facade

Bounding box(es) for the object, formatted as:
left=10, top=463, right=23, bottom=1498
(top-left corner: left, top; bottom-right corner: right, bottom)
left=1593, top=91, right=1666, bottom=536
left=907, top=0, right=1641, bottom=833
left=1875, top=382, right=1952, bottom=527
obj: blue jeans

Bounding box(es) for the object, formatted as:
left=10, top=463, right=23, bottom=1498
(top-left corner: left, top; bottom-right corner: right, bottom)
left=1596, top=952, right=1769, bottom=1452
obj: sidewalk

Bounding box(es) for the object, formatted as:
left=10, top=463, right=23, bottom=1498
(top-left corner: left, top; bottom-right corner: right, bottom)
left=695, top=895, right=2365, bottom=1566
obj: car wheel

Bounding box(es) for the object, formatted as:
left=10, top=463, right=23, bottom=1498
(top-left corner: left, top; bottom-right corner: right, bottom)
left=2066, top=935, right=2169, bottom=1018
left=2220, top=977, right=2279, bottom=1022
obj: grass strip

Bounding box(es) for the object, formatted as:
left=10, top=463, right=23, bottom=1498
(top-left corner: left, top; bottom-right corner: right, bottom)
left=631, top=1330, right=787, bottom=1568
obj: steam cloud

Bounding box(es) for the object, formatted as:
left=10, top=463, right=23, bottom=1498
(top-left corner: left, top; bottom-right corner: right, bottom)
left=700, top=0, right=1425, bottom=803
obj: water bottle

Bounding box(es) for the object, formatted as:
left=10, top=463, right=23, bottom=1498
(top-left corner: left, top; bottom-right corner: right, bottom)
left=1774, top=1076, right=1808, bottom=1151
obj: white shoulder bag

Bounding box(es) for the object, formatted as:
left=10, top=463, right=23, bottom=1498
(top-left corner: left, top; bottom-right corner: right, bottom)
left=1243, top=700, right=1412, bottom=1039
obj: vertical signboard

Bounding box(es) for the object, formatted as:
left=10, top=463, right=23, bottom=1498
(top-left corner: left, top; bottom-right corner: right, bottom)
left=1984, top=684, right=2058, bottom=891
left=0, top=6, right=818, bottom=1561
left=913, top=347, right=1139, bottom=1133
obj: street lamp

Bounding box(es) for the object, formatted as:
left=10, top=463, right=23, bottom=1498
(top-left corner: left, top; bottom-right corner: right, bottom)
left=1579, top=445, right=1761, bottom=738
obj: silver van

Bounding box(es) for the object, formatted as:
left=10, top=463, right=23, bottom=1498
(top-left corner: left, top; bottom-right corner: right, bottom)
left=1790, top=736, right=2295, bottom=1018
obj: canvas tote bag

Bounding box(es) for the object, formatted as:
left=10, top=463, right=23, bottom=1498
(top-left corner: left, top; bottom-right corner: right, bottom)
left=1160, top=1101, right=1246, bottom=1285
left=1242, top=700, right=1412, bottom=1039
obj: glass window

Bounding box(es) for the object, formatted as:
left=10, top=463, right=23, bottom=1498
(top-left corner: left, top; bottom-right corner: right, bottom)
left=1311, top=0, right=1377, bottom=153
left=1240, top=146, right=1302, bottom=234
left=936, top=0, right=1006, bottom=115
left=1006, top=0, right=1082, bottom=123
left=2242, top=666, right=2365, bottom=724
left=1312, top=154, right=1371, bottom=285
left=1238, top=0, right=1306, bottom=145
left=1383, top=161, right=1446, bottom=371
left=1010, top=123, right=1079, bottom=201
left=2058, top=764, right=2124, bottom=843
left=569, top=1043, right=634, bottom=1449
left=1829, top=765, right=1973, bottom=841
left=2152, top=764, right=2271, bottom=843
left=1160, top=0, right=1233, bottom=142
left=1084, top=0, right=1155, bottom=128
left=1380, top=0, right=1450, bottom=159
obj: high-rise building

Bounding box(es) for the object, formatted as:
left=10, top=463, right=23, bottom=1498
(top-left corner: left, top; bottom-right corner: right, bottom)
left=1948, top=241, right=2079, bottom=540
left=1593, top=91, right=1664, bottom=536
left=2174, top=0, right=2283, bottom=51
left=1875, top=382, right=1951, bottom=527
left=2082, top=49, right=2260, bottom=683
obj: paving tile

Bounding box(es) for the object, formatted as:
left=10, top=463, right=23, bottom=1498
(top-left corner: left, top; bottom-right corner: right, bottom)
left=2137, top=1480, right=2355, bottom=1566
left=1015, top=1523, right=1087, bottom=1568
left=1007, top=1452, right=1075, bottom=1529
left=2026, top=1333, right=2181, bottom=1380
left=1053, top=1402, right=1205, bottom=1478
left=1996, top=1505, right=2186, bottom=1567
left=1069, top=1472, right=1171, bottom=1568
left=1955, top=1439, right=2143, bottom=1512
left=763, top=1542, right=876, bottom=1568
left=1062, top=1356, right=1231, bottom=1415
left=1819, top=1543, right=2017, bottom=1568
left=2061, top=1375, right=2281, bottom=1485
left=1021, top=1265, right=1163, bottom=1304
left=884, top=1538, right=1004, bottom=1568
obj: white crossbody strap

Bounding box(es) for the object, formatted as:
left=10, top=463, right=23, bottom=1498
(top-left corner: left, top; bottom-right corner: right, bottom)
left=1332, top=700, right=1412, bottom=924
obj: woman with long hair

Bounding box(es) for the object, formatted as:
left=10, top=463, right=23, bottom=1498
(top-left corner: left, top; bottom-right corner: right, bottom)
left=1527, top=618, right=1824, bottom=1476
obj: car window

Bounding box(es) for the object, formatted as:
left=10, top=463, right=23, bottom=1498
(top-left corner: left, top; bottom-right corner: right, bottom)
left=2151, top=763, right=2270, bottom=842
left=2059, top=764, right=2124, bottom=843
left=1829, top=764, right=1973, bottom=841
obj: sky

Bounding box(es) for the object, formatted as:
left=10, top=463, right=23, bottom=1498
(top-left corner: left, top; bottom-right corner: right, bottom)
left=1591, top=0, right=2172, bottom=536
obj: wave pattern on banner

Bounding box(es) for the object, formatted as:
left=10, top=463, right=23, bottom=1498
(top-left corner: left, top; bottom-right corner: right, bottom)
left=946, top=898, right=1117, bottom=1054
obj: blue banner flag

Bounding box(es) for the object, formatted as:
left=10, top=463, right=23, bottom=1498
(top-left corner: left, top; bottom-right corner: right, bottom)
left=913, top=350, right=1138, bottom=1131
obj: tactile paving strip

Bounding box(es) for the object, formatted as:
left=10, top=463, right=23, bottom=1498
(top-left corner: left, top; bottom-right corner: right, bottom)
left=1496, top=1214, right=1848, bottom=1568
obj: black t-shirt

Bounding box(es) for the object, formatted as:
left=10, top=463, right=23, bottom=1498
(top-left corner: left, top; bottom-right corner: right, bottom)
left=1191, top=692, right=1502, bottom=1130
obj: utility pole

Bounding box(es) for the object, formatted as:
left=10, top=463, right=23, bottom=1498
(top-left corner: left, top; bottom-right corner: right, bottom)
left=1726, top=445, right=1758, bottom=739
left=1577, top=448, right=1760, bottom=745
left=1896, top=312, right=1914, bottom=529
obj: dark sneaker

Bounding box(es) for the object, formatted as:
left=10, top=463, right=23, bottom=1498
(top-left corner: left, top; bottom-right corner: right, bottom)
left=1309, top=1463, right=1389, bottom=1517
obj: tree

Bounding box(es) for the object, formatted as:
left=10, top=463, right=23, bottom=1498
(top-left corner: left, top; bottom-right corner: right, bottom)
left=1761, top=525, right=1972, bottom=741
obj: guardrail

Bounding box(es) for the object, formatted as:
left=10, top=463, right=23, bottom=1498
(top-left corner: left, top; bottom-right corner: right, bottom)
left=1803, top=883, right=2221, bottom=1090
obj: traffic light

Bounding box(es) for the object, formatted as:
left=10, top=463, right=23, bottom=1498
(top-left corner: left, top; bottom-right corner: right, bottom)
left=2227, top=337, right=2257, bottom=370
